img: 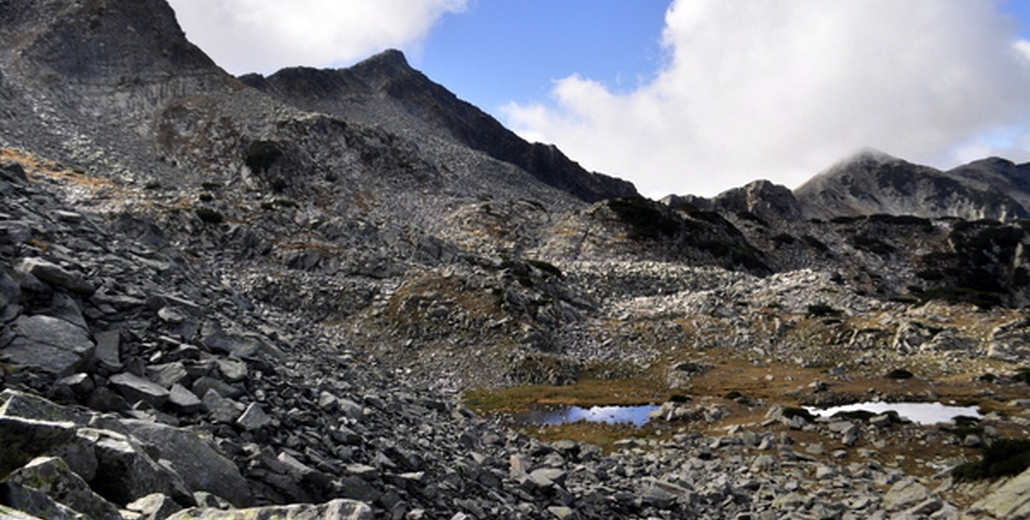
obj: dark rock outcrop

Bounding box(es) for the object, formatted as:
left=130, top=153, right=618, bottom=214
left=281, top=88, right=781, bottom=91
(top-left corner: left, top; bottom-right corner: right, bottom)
left=240, top=50, right=638, bottom=203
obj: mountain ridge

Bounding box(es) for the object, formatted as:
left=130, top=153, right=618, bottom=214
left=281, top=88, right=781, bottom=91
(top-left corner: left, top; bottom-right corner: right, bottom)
left=4, top=1, right=1030, bottom=519
left=240, top=49, right=638, bottom=203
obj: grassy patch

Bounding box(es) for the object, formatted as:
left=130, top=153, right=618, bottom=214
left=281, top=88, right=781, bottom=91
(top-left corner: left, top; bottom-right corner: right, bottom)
left=519, top=421, right=660, bottom=454
left=952, top=438, right=1030, bottom=481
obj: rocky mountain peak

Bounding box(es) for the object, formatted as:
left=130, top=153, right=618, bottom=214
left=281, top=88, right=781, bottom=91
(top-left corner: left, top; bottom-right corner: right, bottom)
left=2, top=0, right=223, bottom=84
left=241, top=49, right=637, bottom=203
left=794, top=149, right=1030, bottom=221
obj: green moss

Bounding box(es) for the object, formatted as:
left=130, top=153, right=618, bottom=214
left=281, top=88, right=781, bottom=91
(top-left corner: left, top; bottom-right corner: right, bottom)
left=952, top=438, right=1030, bottom=481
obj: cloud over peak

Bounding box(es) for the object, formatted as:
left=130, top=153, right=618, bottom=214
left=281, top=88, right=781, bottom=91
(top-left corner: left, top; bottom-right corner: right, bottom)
left=505, top=0, right=1030, bottom=197
left=167, top=0, right=467, bottom=75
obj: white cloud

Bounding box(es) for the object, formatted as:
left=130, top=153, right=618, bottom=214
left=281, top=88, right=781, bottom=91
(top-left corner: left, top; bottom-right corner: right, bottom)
left=504, top=0, right=1030, bottom=198
left=166, top=0, right=467, bottom=75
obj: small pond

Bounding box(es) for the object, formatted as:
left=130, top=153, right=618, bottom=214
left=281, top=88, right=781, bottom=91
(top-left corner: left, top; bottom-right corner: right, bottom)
left=515, top=405, right=660, bottom=427
left=805, top=402, right=982, bottom=425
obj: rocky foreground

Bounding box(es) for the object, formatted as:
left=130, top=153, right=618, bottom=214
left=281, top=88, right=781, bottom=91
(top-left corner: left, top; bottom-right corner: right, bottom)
left=3, top=141, right=1030, bottom=520
left=3, top=0, right=1030, bottom=517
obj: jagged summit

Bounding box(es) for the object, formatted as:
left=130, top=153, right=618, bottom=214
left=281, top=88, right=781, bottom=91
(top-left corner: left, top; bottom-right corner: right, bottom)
left=0, top=0, right=226, bottom=91
left=794, top=150, right=1030, bottom=221
left=240, top=49, right=637, bottom=203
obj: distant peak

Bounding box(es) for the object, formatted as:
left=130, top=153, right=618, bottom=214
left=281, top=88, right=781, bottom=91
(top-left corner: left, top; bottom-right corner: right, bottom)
left=357, top=49, right=413, bottom=72
left=842, top=147, right=898, bottom=164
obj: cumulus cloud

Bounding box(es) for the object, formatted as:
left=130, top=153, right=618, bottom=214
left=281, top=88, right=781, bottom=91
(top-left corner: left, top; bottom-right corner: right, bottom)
left=166, top=0, right=467, bottom=75
left=504, top=0, right=1030, bottom=198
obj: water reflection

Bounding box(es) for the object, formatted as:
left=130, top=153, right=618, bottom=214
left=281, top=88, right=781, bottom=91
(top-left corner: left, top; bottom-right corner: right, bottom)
left=806, top=402, right=981, bottom=425
left=516, top=405, right=659, bottom=427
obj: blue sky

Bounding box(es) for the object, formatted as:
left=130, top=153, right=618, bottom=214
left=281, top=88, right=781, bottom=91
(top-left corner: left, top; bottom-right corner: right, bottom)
left=169, top=0, right=1030, bottom=198
left=418, top=1, right=671, bottom=112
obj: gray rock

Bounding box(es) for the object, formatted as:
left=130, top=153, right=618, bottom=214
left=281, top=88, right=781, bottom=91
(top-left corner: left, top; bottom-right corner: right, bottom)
left=0, top=416, right=77, bottom=478
left=967, top=466, right=1030, bottom=519
left=5, top=456, right=122, bottom=520
left=78, top=428, right=195, bottom=507
left=338, top=398, right=365, bottom=422
left=15, top=257, right=95, bottom=294
left=201, top=390, right=243, bottom=424
left=48, top=293, right=87, bottom=330
left=55, top=373, right=95, bottom=396
left=166, top=384, right=203, bottom=414
left=214, top=358, right=247, bottom=382
left=988, top=318, right=1030, bottom=362
left=166, top=499, right=373, bottom=520
left=0, top=482, right=85, bottom=520
left=883, top=477, right=932, bottom=512
left=109, top=373, right=170, bottom=408
left=4, top=315, right=96, bottom=375
left=85, top=387, right=131, bottom=413
left=236, top=402, right=272, bottom=431
left=121, top=420, right=253, bottom=507
left=92, top=331, right=122, bottom=370
left=192, top=376, right=243, bottom=400
left=1, top=339, right=85, bottom=376
left=148, top=362, right=189, bottom=389
left=640, top=484, right=677, bottom=509
left=127, top=493, right=184, bottom=520
left=0, top=271, right=23, bottom=309
left=0, top=389, right=93, bottom=425
left=529, top=468, right=567, bottom=487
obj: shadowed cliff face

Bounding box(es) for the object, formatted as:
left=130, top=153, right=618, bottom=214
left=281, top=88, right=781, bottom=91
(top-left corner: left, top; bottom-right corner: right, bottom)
left=240, top=50, right=639, bottom=204
left=3, top=0, right=219, bottom=83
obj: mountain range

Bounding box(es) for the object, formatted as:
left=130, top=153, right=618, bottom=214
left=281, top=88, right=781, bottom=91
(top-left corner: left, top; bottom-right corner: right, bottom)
left=3, top=0, right=1030, bottom=519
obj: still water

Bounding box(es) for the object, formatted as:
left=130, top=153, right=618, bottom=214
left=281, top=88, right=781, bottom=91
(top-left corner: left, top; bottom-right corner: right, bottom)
left=515, top=405, right=659, bottom=427
left=806, top=402, right=982, bottom=424
left=515, top=401, right=982, bottom=428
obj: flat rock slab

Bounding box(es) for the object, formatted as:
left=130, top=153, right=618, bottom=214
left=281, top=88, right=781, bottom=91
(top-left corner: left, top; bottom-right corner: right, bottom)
left=0, top=416, right=77, bottom=478
left=108, top=373, right=170, bottom=408
left=166, top=499, right=374, bottom=520
left=6, top=456, right=123, bottom=520
left=15, top=257, right=95, bottom=294
left=10, top=314, right=93, bottom=344
left=122, top=420, right=254, bottom=507
left=968, top=467, right=1030, bottom=519
left=0, top=339, right=84, bottom=376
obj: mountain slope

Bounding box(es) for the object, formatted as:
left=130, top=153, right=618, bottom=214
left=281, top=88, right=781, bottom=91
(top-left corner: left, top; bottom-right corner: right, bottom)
left=239, top=50, right=637, bottom=203
left=794, top=149, right=1030, bottom=220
